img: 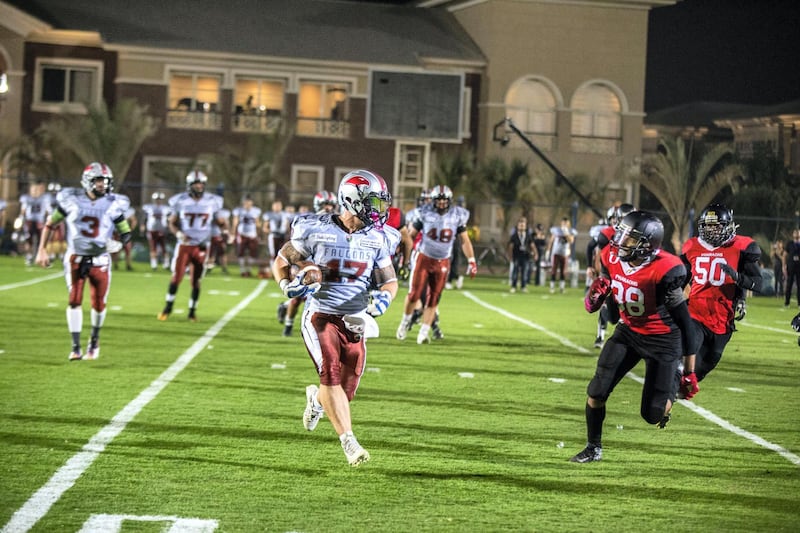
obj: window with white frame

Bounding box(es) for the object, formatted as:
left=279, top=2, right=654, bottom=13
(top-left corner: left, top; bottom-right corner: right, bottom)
left=233, top=76, right=286, bottom=133
left=297, top=80, right=351, bottom=138
left=570, top=83, right=622, bottom=154
left=290, top=165, right=324, bottom=204
left=33, top=58, right=103, bottom=113
left=167, top=71, right=222, bottom=130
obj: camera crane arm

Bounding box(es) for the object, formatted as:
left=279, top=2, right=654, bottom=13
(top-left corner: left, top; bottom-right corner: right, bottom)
left=493, top=118, right=605, bottom=221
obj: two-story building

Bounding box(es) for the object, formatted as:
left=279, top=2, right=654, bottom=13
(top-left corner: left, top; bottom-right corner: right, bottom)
left=0, top=0, right=675, bottom=239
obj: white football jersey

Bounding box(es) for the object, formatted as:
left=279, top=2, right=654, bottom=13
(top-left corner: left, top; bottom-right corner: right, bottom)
left=142, top=203, right=172, bottom=232
left=20, top=193, right=49, bottom=223
left=56, top=188, right=130, bottom=256
left=212, top=208, right=231, bottom=238
left=550, top=225, right=577, bottom=257
left=233, top=206, right=262, bottom=238
left=168, top=192, right=224, bottom=245
left=291, top=214, right=394, bottom=315
left=413, top=204, right=470, bottom=260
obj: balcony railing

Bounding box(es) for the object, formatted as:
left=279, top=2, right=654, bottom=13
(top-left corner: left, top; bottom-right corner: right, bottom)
left=166, top=109, right=222, bottom=130
left=232, top=112, right=283, bottom=134
left=297, top=117, right=350, bottom=139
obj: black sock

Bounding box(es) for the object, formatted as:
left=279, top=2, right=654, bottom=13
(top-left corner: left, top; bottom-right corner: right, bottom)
left=586, top=402, right=606, bottom=447
left=71, top=332, right=81, bottom=350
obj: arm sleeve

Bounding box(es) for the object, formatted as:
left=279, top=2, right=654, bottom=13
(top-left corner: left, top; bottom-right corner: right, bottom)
left=736, top=242, right=763, bottom=292
left=668, top=299, right=697, bottom=356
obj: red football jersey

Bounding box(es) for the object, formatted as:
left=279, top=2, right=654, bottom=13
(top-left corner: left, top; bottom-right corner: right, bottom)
left=385, top=206, right=403, bottom=230
left=601, top=246, right=686, bottom=335
left=682, top=235, right=755, bottom=334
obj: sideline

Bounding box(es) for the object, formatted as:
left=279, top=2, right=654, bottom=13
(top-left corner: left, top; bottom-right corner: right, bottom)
left=462, top=290, right=800, bottom=466
left=0, top=272, right=62, bottom=292
left=2, top=281, right=268, bottom=533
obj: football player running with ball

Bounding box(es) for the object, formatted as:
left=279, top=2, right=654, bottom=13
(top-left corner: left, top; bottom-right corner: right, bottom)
left=272, top=170, right=398, bottom=467
left=680, top=204, right=762, bottom=383
left=35, top=162, right=132, bottom=361
left=574, top=211, right=697, bottom=463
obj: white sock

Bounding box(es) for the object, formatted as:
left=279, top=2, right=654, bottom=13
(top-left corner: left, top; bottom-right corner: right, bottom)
left=339, top=431, right=354, bottom=444
left=66, top=306, right=82, bottom=333
left=91, top=308, right=106, bottom=328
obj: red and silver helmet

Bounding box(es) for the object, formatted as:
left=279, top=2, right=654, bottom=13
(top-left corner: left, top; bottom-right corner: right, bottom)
left=337, top=170, right=391, bottom=229
left=313, top=190, right=338, bottom=213
left=81, top=162, right=114, bottom=197
left=186, top=170, right=208, bottom=198
left=430, top=185, right=453, bottom=213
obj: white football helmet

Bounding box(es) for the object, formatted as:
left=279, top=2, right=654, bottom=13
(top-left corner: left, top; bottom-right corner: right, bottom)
left=313, top=190, right=338, bottom=213
left=152, top=192, right=166, bottom=201
left=81, top=162, right=114, bottom=197
left=186, top=170, right=208, bottom=198
left=430, top=185, right=453, bottom=214
left=337, top=170, right=391, bottom=228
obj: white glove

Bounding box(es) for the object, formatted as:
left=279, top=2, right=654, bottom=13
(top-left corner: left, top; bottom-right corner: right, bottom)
left=280, top=274, right=320, bottom=299
left=366, top=290, right=392, bottom=317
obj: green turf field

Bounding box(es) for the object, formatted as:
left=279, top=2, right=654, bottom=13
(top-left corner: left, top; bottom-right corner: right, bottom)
left=1, top=256, right=798, bottom=532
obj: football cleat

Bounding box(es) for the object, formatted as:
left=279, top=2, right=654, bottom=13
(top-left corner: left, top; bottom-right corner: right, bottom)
left=85, top=343, right=100, bottom=360
left=303, top=385, right=324, bottom=431
left=69, top=350, right=83, bottom=361
left=657, top=409, right=671, bottom=429
left=341, top=434, right=370, bottom=467
left=569, top=444, right=602, bottom=463
left=432, top=325, right=444, bottom=340
left=188, top=311, right=198, bottom=323
left=416, top=330, right=430, bottom=345
left=593, top=336, right=604, bottom=349
left=396, top=320, right=409, bottom=341
left=282, top=324, right=293, bottom=337
left=277, top=302, right=288, bottom=324
left=157, top=311, right=169, bottom=321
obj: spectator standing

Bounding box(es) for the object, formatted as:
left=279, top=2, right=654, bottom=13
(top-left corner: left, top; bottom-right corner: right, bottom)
left=771, top=241, right=784, bottom=298
left=532, top=223, right=547, bottom=286
left=784, top=229, right=800, bottom=308
left=507, top=216, right=537, bottom=293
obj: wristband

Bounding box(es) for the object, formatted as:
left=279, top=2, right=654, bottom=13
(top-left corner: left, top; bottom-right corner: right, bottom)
left=468, top=257, right=476, bottom=263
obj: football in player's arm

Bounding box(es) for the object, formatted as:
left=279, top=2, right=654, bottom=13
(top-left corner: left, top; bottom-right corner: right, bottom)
left=272, top=170, right=397, bottom=467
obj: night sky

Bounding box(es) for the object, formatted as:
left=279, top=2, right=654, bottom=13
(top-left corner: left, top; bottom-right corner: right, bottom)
left=645, top=0, right=800, bottom=111
left=359, top=0, right=800, bottom=112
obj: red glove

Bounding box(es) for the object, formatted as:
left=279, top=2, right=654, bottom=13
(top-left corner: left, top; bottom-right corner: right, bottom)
left=467, top=257, right=478, bottom=278
left=584, top=276, right=611, bottom=313
left=680, top=372, right=699, bottom=400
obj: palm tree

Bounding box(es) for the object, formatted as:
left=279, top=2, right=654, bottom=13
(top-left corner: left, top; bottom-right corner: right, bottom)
left=640, top=135, right=742, bottom=252
left=475, top=156, right=530, bottom=235
left=203, top=128, right=292, bottom=208
left=36, top=98, right=159, bottom=186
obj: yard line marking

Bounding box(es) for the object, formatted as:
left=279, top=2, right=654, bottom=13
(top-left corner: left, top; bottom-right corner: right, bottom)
left=462, top=290, right=800, bottom=466
left=1, top=281, right=268, bottom=533
left=736, top=321, right=796, bottom=335
left=461, top=291, right=591, bottom=354
left=0, top=272, right=62, bottom=291
left=625, top=373, right=800, bottom=465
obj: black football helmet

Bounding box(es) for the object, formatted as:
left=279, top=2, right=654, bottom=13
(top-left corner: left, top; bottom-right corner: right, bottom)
left=698, top=203, right=737, bottom=247
left=612, top=211, right=664, bottom=262
left=792, top=313, right=800, bottom=333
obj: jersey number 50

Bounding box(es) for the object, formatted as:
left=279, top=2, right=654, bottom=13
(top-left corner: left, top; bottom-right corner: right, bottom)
left=692, top=256, right=727, bottom=286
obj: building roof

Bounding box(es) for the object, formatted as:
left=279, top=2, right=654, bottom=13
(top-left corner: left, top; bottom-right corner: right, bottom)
left=4, top=0, right=486, bottom=67
left=644, top=101, right=762, bottom=128
left=715, top=98, right=800, bottom=121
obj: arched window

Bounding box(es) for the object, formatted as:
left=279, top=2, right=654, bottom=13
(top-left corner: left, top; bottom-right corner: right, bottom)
left=505, top=78, right=558, bottom=150
left=570, top=82, right=622, bottom=154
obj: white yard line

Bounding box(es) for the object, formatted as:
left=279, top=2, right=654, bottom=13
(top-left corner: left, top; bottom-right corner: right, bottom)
left=1, top=281, right=268, bottom=533
left=462, top=290, right=800, bottom=466
left=0, top=273, right=62, bottom=291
